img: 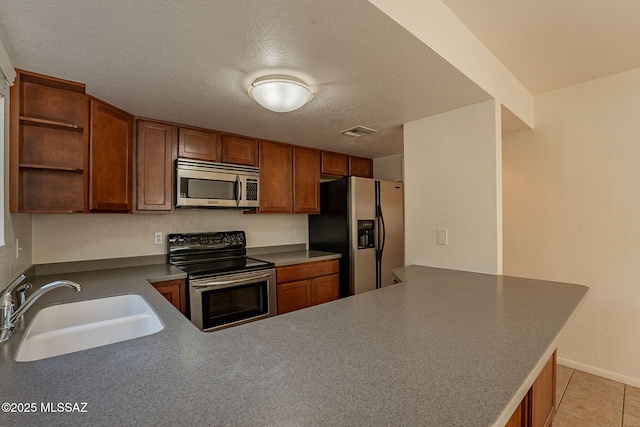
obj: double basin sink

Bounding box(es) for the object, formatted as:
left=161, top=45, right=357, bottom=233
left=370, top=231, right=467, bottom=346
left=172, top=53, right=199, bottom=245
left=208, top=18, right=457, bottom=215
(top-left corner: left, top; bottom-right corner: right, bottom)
left=15, top=294, right=164, bottom=362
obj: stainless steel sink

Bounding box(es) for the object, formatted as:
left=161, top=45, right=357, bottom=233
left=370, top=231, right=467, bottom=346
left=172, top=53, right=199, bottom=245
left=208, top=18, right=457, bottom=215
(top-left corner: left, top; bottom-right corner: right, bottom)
left=15, top=294, right=164, bottom=362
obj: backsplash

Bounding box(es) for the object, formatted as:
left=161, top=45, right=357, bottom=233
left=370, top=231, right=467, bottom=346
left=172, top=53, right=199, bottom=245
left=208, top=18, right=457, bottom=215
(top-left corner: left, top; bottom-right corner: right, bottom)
left=32, top=209, right=308, bottom=264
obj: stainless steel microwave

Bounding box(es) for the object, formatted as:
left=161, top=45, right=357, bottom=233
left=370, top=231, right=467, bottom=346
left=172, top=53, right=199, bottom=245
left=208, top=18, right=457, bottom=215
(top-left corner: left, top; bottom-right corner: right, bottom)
left=176, top=159, right=259, bottom=208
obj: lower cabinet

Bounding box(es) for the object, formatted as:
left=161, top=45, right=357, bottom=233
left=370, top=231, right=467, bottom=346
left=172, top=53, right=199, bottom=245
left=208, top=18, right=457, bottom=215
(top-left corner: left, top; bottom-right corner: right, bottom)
left=151, top=279, right=187, bottom=316
left=276, top=259, right=339, bottom=315
left=506, top=351, right=557, bottom=427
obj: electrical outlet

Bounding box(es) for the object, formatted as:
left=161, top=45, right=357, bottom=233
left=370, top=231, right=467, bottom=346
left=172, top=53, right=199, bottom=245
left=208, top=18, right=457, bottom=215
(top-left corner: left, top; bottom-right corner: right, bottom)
left=437, top=229, right=448, bottom=245
left=294, top=227, right=302, bottom=237
left=154, top=232, right=163, bottom=245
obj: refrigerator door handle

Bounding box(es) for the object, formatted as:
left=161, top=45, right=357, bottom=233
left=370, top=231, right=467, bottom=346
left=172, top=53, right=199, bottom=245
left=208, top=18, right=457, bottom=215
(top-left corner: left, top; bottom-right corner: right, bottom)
left=375, top=180, right=386, bottom=289
left=379, top=206, right=386, bottom=258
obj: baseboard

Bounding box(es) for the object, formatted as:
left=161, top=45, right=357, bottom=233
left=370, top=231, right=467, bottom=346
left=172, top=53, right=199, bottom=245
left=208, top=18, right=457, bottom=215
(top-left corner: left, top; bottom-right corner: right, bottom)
left=557, top=357, right=640, bottom=388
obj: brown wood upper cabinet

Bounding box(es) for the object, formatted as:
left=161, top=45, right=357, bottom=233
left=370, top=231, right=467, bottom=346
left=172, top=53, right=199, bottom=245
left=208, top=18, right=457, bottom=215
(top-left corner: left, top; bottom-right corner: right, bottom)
left=259, top=141, right=293, bottom=213
left=321, top=151, right=349, bottom=177
left=9, top=70, right=373, bottom=214
left=88, top=98, right=133, bottom=212
left=178, top=127, right=220, bottom=162
left=221, top=135, right=258, bottom=166
left=10, top=69, right=87, bottom=213
left=136, top=120, right=176, bottom=212
left=293, top=146, right=320, bottom=214
left=349, top=156, right=374, bottom=178
left=259, top=142, right=320, bottom=214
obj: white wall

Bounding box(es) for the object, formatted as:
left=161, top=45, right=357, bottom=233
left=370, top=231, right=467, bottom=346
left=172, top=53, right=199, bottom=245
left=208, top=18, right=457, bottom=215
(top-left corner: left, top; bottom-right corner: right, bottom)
left=1, top=85, right=32, bottom=284
left=367, top=0, right=532, bottom=127
left=404, top=99, right=502, bottom=274
left=374, top=153, right=404, bottom=182
left=32, top=210, right=308, bottom=264
left=503, top=68, right=640, bottom=387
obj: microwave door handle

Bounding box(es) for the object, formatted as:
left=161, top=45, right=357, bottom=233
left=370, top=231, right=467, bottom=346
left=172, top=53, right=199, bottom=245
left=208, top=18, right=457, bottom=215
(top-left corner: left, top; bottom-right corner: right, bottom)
left=236, top=175, right=242, bottom=206
left=190, top=271, right=274, bottom=289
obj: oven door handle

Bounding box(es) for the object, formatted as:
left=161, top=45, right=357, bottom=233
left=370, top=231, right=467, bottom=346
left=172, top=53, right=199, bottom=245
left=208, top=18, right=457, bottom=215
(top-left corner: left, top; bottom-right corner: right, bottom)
left=190, top=271, right=274, bottom=289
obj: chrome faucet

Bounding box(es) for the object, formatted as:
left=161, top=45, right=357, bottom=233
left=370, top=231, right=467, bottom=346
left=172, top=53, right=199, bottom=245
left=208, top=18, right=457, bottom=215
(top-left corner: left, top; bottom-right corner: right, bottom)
left=1, top=275, right=81, bottom=343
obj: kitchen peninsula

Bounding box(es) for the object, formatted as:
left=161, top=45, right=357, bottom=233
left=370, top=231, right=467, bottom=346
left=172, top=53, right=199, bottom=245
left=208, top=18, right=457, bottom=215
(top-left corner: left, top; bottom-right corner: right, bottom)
left=0, top=264, right=588, bottom=426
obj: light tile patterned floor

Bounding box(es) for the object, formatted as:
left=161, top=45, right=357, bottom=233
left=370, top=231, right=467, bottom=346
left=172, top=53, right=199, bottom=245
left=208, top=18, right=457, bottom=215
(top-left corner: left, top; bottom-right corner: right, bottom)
left=554, top=365, right=640, bottom=427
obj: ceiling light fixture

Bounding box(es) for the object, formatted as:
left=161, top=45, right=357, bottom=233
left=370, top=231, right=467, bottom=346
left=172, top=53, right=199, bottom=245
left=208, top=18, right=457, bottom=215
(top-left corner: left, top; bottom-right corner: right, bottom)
left=248, top=75, right=314, bottom=113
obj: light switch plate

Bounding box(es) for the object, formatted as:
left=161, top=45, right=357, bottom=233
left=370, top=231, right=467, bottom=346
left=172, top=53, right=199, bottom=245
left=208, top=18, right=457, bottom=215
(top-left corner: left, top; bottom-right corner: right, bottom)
left=437, top=229, right=448, bottom=245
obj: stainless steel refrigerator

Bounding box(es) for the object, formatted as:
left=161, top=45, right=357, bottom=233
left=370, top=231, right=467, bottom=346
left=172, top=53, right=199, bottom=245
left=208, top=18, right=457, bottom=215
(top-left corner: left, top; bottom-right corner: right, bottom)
left=308, top=177, right=404, bottom=297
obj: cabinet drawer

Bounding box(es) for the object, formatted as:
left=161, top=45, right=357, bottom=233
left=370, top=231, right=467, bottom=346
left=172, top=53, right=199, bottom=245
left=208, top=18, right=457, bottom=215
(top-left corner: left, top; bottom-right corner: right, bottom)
left=276, top=259, right=339, bottom=284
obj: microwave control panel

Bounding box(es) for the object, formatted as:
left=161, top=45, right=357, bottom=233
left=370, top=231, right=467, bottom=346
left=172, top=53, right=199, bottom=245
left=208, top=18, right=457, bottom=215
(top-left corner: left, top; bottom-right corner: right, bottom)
left=246, top=179, right=258, bottom=201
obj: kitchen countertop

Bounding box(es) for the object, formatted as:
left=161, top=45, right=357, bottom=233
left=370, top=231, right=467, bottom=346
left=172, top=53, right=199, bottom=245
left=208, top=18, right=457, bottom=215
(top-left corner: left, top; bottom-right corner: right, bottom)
left=251, top=249, right=341, bottom=267
left=0, top=264, right=588, bottom=426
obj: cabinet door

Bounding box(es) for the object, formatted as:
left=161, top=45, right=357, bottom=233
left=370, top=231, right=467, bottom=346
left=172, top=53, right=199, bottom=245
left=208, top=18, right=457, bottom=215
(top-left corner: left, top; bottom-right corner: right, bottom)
left=221, top=135, right=258, bottom=166
left=505, top=396, right=527, bottom=427
left=151, top=279, right=187, bottom=315
left=530, top=352, right=556, bottom=427
left=293, top=146, right=320, bottom=213
left=321, top=151, right=349, bottom=177
left=178, top=127, right=220, bottom=161
left=310, top=274, right=339, bottom=306
left=136, top=120, right=175, bottom=211
left=259, top=141, right=293, bottom=213
left=277, top=280, right=310, bottom=314
left=89, top=99, right=133, bottom=212
left=349, top=156, right=373, bottom=178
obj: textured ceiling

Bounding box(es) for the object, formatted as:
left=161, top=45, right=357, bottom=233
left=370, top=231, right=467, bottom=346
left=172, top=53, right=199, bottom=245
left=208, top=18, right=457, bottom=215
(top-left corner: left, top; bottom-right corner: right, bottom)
left=0, top=0, right=491, bottom=158
left=442, top=0, right=640, bottom=95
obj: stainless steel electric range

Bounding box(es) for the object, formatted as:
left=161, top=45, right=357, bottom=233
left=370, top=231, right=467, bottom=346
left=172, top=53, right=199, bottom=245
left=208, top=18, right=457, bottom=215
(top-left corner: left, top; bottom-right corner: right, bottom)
left=168, top=231, right=276, bottom=332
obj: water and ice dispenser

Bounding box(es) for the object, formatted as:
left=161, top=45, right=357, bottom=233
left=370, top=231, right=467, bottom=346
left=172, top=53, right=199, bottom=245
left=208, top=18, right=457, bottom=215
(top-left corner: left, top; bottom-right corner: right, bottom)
left=357, top=220, right=375, bottom=249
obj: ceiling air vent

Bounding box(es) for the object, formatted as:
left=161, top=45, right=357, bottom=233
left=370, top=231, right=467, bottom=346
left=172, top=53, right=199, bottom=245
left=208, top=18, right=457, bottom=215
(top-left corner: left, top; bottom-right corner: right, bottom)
left=339, top=125, right=377, bottom=137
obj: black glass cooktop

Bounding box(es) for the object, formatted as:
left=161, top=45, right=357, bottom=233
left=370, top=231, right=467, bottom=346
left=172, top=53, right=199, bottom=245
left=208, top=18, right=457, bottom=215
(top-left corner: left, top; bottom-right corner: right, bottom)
left=178, top=256, right=274, bottom=279
left=168, top=231, right=275, bottom=279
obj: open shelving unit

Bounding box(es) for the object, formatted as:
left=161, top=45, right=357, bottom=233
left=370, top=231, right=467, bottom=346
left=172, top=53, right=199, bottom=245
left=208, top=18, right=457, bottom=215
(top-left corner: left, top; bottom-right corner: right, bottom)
left=10, top=69, right=87, bottom=213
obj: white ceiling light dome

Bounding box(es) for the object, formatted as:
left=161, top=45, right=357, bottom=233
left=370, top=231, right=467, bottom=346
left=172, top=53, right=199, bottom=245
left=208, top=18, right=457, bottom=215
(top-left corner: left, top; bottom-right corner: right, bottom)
left=248, top=75, right=315, bottom=113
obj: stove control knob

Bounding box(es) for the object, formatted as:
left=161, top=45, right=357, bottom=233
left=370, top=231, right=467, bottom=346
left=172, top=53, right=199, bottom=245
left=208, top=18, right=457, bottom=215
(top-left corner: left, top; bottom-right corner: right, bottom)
left=237, top=233, right=244, bottom=243
left=223, top=235, right=230, bottom=243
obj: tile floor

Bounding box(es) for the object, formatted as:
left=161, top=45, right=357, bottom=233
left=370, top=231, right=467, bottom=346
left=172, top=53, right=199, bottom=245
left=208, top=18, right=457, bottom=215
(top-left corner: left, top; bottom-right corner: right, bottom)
left=555, top=364, right=640, bottom=427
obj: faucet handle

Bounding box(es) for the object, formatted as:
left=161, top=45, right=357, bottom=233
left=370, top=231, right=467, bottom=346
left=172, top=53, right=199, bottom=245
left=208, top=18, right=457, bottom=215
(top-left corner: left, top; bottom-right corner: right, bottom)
left=2, top=274, right=26, bottom=306
left=16, top=283, right=33, bottom=308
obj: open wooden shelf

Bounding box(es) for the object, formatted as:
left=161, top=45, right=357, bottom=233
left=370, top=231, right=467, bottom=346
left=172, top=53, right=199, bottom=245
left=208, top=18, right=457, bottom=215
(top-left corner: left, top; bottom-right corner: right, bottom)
left=19, top=163, right=83, bottom=173
left=10, top=69, right=88, bottom=213
left=20, top=116, right=84, bottom=132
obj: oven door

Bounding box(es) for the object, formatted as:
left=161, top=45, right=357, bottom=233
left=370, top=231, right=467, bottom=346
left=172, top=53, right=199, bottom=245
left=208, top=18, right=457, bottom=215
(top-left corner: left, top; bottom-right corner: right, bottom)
left=189, top=269, right=276, bottom=331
